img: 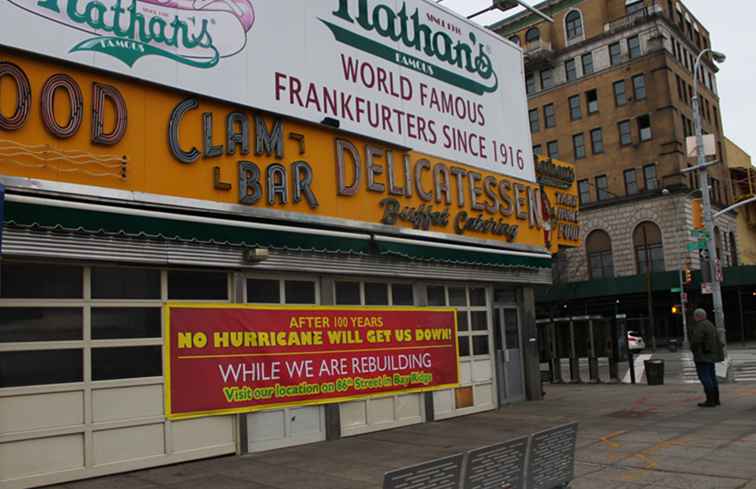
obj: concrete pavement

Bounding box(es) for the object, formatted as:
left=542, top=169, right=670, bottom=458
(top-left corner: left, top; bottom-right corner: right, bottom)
left=47, top=382, right=756, bottom=489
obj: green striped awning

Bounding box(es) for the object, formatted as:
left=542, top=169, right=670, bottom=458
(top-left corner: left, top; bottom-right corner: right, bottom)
left=3, top=195, right=552, bottom=270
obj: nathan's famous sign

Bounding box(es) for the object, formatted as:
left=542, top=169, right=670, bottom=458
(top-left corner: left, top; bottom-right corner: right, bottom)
left=0, top=53, right=556, bottom=247
left=0, top=0, right=534, bottom=180
left=165, top=305, right=459, bottom=419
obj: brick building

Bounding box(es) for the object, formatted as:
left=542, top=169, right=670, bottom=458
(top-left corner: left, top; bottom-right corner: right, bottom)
left=493, top=0, right=743, bottom=345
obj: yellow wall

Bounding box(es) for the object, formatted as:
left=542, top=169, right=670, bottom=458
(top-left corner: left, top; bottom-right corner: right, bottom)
left=725, top=137, right=756, bottom=265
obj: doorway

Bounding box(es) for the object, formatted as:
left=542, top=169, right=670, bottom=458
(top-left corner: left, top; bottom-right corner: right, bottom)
left=494, top=306, right=525, bottom=404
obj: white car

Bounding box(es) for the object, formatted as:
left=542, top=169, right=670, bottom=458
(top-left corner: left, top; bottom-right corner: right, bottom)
left=627, top=331, right=646, bottom=352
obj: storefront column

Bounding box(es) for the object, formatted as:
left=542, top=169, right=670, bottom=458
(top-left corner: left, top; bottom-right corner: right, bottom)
left=233, top=271, right=248, bottom=455
left=518, top=287, right=543, bottom=401
left=320, top=276, right=341, bottom=441
left=414, top=283, right=436, bottom=422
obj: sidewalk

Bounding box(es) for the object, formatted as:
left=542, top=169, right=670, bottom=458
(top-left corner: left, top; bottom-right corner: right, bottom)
left=47, top=382, right=756, bottom=489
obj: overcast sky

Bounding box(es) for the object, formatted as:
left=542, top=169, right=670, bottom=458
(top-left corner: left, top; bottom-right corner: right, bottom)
left=440, top=0, right=755, bottom=163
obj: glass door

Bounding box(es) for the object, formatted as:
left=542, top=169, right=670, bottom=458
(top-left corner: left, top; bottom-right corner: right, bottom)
left=494, top=307, right=525, bottom=404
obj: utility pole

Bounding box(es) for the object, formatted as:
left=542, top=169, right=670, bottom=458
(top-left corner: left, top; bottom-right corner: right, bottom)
left=692, top=48, right=727, bottom=348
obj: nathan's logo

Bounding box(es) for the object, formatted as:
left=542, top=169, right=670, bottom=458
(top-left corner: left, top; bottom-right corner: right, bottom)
left=6, top=0, right=255, bottom=68
left=324, top=0, right=498, bottom=96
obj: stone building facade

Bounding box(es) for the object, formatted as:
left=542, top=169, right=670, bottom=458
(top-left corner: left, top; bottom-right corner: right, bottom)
left=494, top=0, right=737, bottom=284
left=557, top=194, right=736, bottom=283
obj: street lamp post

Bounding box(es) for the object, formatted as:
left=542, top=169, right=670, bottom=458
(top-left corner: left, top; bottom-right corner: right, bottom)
left=692, top=48, right=727, bottom=347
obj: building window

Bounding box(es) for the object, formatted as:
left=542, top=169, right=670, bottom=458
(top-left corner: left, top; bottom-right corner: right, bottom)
left=565, top=58, right=577, bottom=82
left=627, top=0, right=645, bottom=14
left=730, top=231, right=739, bottom=266
left=628, top=35, right=641, bottom=59
left=565, top=10, right=583, bottom=41
left=533, top=144, right=543, bottom=156
left=595, top=175, right=609, bottom=201
left=544, top=103, right=556, bottom=128
left=509, top=35, right=520, bottom=46
left=586, top=230, right=615, bottom=279
left=624, top=169, right=639, bottom=195
left=525, top=27, right=540, bottom=44
left=634, top=221, right=665, bottom=273
left=632, top=74, right=646, bottom=100
left=609, top=42, right=622, bottom=65
left=529, top=109, right=540, bottom=133
left=586, top=89, right=598, bottom=114
left=581, top=52, right=594, bottom=75
left=638, top=114, right=652, bottom=141
left=573, top=133, right=586, bottom=160
left=676, top=74, right=686, bottom=102
left=643, top=163, right=657, bottom=190
left=711, top=177, right=721, bottom=204
left=568, top=95, right=582, bottom=120
left=618, top=120, right=632, bottom=145
left=540, top=68, right=553, bottom=90
left=547, top=140, right=559, bottom=159
left=613, top=80, right=626, bottom=106
left=526, top=73, right=536, bottom=94
left=590, top=128, right=604, bottom=154
left=578, top=179, right=591, bottom=205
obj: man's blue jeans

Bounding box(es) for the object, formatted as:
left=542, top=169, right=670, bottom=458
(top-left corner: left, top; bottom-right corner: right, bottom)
left=695, top=362, right=718, bottom=392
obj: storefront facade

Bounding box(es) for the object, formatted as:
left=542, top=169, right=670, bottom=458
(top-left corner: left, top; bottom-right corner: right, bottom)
left=0, top=1, right=577, bottom=486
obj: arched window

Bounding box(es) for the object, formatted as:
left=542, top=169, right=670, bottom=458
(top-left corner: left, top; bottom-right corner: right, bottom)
left=586, top=230, right=614, bottom=279
left=633, top=221, right=665, bottom=273
left=525, top=27, right=540, bottom=44
left=509, top=35, right=521, bottom=46
left=730, top=231, right=739, bottom=266
left=565, top=10, right=583, bottom=41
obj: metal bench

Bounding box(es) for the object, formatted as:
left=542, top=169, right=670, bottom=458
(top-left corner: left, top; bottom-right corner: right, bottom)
left=383, top=453, right=466, bottom=489
left=382, top=423, right=578, bottom=489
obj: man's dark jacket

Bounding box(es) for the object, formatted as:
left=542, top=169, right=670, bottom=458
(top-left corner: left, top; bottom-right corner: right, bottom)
left=689, top=319, right=724, bottom=363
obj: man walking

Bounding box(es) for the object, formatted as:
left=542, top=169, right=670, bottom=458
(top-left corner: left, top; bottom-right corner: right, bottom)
left=689, top=308, right=725, bottom=407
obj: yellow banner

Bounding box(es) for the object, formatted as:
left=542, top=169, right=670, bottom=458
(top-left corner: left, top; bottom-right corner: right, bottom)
left=0, top=50, right=577, bottom=249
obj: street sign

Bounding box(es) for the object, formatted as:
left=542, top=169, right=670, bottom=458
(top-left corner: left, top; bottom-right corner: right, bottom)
left=715, top=258, right=723, bottom=282
left=688, top=241, right=707, bottom=251
left=670, top=287, right=682, bottom=293
left=682, top=292, right=688, bottom=303
left=686, top=134, right=716, bottom=158
left=702, top=282, right=713, bottom=294
left=691, top=229, right=710, bottom=239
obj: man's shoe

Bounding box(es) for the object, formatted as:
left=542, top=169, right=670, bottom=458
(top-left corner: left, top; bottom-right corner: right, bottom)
left=698, top=390, right=716, bottom=407
left=713, top=389, right=720, bottom=406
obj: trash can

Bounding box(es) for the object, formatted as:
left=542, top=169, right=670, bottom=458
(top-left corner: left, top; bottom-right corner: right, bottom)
left=644, top=359, right=665, bottom=385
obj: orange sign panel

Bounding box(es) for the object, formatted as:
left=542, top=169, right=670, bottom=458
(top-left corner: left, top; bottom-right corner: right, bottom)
left=0, top=50, right=577, bottom=249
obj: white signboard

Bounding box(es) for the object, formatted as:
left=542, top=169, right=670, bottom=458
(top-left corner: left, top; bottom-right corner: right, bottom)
left=686, top=134, right=716, bottom=158
left=0, top=0, right=535, bottom=182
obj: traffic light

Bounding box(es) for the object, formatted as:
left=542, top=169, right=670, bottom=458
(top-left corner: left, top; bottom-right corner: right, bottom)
left=684, top=269, right=693, bottom=285
left=671, top=305, right=680, bottom=315
left=691, top=198, right=704, bottom=229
